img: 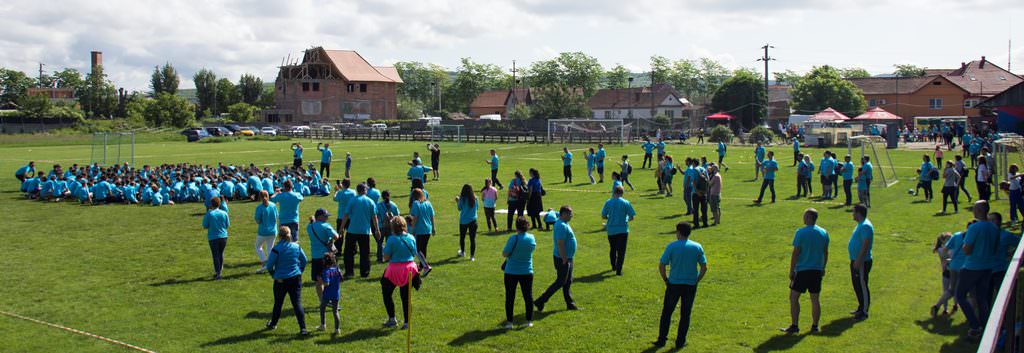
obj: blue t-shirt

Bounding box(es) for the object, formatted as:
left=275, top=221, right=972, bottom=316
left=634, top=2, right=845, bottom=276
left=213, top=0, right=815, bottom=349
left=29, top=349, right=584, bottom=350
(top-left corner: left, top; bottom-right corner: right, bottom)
left=255, top=203, right=279, bottom=236
left=307, top=221, right=338, bottom=259
left=271, top=191, right=303, bottom=224
left=410, top=200, right=435, bottom=235
left=344, top=195, right=377, bottom=235
left=643, top=142, right=655, bottom=154
left=601, top=197, right=636, bottom=235
left=862, top=162, right=873, bottom=181
left=595, top=149, right=606, bottom=166
left=15, top=165, right=33, bottom=177
left=842, top=162, right=855, bottom=180
left=820, top=158, right=835, bottom=176
left=203, top=209, right=230, bottom=241
left=793, top=139, right=801, bottom=151
left=684, top=167, right=698, bottom=188
left=319, top=147, right=333, bottom=164
left=544, top=210, right=558, bottom=224
left=384, top=233, right=417, bottom=263
left=503, top=233, right=537, bottom=275
left=293, top=146, right=303, bottom=159
left=717, top=142, right=727, bottom=156
left=963, top=221, right=1001, bottom=270
left=848, top=219, right=874, bottom=261
left=660, top=239, right=707, bottom=285
left=265, top=241, right=307, bottom=280
left=946, top=232, right=967, bottom=271
left=552, top=220, right=576, bottom=259
left=407, top=165, right=431, bottom=182
left=919, top=162, right=935, bottom=181
left=457, top=198, right=478, bottom=224
left=995, top=230, right=1021, bottom=271
left=586, top=154, right=595, bottom=169
left=377, top=200, right=399, bottom=229
left=333, top=188, right=357, bottom=220
left=755, top=146, right=766, bottom=162
left=490, top=155, right=500, bottom=170
left=792, top=225, right=830, bottom=272
left=321, top=267, right=342, bottom=301
left=763, top=160, right=778, bottom=180
left=656, top=142, right=666, bottom=154
left=366, top=188, right=381, bottom=204
left=346, top=156, right=352, bottom=168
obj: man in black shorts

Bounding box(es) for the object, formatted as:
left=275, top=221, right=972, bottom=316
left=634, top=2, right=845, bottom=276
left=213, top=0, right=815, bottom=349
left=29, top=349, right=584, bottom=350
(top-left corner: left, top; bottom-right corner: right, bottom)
left=782, top=208, right=830, bottom=334
left=429, top=144, right=441, bottom=181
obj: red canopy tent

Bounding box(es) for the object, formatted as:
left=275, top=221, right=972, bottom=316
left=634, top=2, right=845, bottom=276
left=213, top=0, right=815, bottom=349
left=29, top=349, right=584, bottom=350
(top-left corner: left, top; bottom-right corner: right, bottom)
left=807, top=107, right=851, bottom=122
left=852, top=107, right=903, bottom=121
left=705, top=112, right=734, bottom=120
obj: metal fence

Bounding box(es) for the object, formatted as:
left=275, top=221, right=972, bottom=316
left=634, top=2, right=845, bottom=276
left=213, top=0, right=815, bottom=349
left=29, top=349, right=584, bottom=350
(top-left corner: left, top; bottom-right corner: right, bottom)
left=280, top=128, right=630, bottom=144
left=979, top=238, right=1024, bottom=352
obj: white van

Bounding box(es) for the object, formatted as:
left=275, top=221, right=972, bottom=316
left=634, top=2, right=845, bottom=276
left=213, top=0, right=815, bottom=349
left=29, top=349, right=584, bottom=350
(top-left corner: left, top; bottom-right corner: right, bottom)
left=370, top=123, right=388, bottom=131
left=480, top=114, right=502, bottom=121
left=419, top=116, right=442, bottom=126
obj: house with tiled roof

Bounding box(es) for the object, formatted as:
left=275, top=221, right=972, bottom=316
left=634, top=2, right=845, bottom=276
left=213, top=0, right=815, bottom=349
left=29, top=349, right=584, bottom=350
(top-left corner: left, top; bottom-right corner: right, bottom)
left=468, top=87, right=534, bottom=118
left=588, top=84, right=692, bottom=123
left=846, top=56, right=1022, bottom=125
left=264, top=47, right=402, bottom=123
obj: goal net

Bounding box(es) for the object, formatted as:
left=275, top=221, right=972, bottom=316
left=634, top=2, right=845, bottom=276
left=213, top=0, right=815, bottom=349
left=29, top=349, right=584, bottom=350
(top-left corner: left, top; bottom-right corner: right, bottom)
left=847, top=135, right=897, bottom=187
left=430, top=124, right=464, bottom=143
left=90, top=132, right=136, bottom=167
left=547, top=119, right=631, bottom=145
left=994, top=135, right=1024, bottom=200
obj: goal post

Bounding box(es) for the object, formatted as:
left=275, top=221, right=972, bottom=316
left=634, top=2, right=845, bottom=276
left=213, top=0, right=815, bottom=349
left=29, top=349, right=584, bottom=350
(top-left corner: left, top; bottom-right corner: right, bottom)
left=90, top=131, right=135, bottom=167
left=547, top=119, right=630, bottom=146
left=994, top=135, right=1024, bottom=200
left=847, top=135, right=897, bottom=188
left=430, top=124, right=464, bottom=143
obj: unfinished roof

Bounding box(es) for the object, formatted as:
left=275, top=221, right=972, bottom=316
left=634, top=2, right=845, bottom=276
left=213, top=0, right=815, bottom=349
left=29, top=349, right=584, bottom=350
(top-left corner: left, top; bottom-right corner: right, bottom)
left=321, top=49, right=402, bottom=83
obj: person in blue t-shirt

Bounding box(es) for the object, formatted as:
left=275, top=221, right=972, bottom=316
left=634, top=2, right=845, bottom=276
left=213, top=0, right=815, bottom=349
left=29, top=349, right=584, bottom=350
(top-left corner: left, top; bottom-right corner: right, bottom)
left=202, top=197, right=231, bottom=280
left=375, top=190, right=400, bottom=262
left=601, top=186, right=637, bottom=276
left=15, top=161, right=35, bottom=182
left=656, top=140, right=667, bottom=161
left=858, top=156, right=873, bottom=207
left=291, top=143, right=304, bottom=169
left=655, top=221, right=707, bottom=349
left=307, top=208, right=339, bottom=301
left=987, top=212, right=1021, bottom=304
left=848, top=205, right=873, bottom=320
left=333, top=178, right=357, bottom=251
left=341, top=183, right=380, bottom=278
left=586, top=148, right=596, bottom=184
left=456, top=184, right=479, bottom=260
left=792, top=137, right=801, bottom=166
left=819, top=152, right=835, bottom=199
left=486, top=149, right=504, bottom=189
left=915, top=154, right=936, bottom=201
left=754, top=143, right=766, bottom=180
left=271, top=180, right=304, bottom=242
left=641, top=139, right=655, bottom=169
left=409, top=188, right=436, bottom=273
left=502, top=216, right=537, bottom=329
left=716, top=141, right=729, bottom=171
left=958, top=200, right=1001, bottom=337
left=380, top=217, right=420, bottom=329
left=317, top=254, right=342, bottom=334
left=264, top=226, right=309, bottom=335
left=595, top=143, right=607, bottom=183
left=254, top=191, right=278, bottom=273
left=561, top=147, right=573, bottom=183
left=543, top=208, right=558, bottom=231
left=755, top=151, right=778, bottom=203
left=842, top=155, right=856, bottom=206
left=316, top=143, right=333, bottom=179
left=782, top=208, right=829, bottom=334
left=535, top=206, right=577, bottom=312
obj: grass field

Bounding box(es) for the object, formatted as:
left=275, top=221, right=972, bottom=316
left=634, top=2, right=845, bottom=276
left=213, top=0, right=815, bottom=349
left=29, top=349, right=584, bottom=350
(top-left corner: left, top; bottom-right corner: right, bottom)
left=0, top=136, right=986, bottom=352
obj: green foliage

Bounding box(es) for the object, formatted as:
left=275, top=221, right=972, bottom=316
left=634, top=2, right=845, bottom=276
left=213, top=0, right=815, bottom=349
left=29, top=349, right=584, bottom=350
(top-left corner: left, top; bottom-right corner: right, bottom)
left=893, top=64, right=927, bottom=77
left=397, top=96, right=423, bottom=120
left=215, top=78, right=240, bottom=114
left=711, top=69, right=767, bottom=129
left=748, top=126, right=775, bottom=144
left=226, top=102, right=258, bottom=122
left=150, top=62, right=179, bottom=96
left=16, top=94, right=51, bottom=118
left=125, top=97, right=150, bottom=126
left=447, top=58, right=509, bottom=113
left=530, top=86, right=590, bottom=119
left=395, top=61, right=451, bottom=115
left=193, top=69, right=217, bottom=116
left=237, top=74, right=263, bottom=105
left=653, top=113, right=670, bottom=124
left=669, top=59, right=700, bottom=99
left=0, top=67, right=36, bottom=105
left=52, top=68, right=85, bottom=92
left=246, top=135, right=290, bottom=141
left=143, top=93, right=195, bottom=128
left=709, top=125, right=733, bottom=143
left=507, top=103, right=530, bottom=120
left=257, top=87, right=275, bottom=109
left=649, top=55, right=672, bottom=84
left=604, top=64, right=631, bottom=89
left=198, top=136, right=236, bottom=143
left=839, top=67, right=872, bottom=79
left=791, top=66, right=867, bottom=116
left=525, top=52, right=604, bottom=98
left=80, top=65, right=118, bottom=118
left=773, top=69, right=805, bottom=87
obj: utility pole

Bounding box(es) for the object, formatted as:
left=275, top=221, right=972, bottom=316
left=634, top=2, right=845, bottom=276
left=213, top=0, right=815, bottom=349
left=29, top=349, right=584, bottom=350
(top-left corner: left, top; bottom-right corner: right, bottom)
left=757, top=44, right=775, bottom=125
left=38, top=63, right=45, bottom=87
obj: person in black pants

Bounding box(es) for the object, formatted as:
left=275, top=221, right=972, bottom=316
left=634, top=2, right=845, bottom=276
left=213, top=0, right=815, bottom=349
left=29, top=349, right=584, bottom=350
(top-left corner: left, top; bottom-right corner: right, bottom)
left=535, top=206, right=578, bottom=312
left=487, top=149, right=503, bottom=189
left=429, top=143, right=441, bottom=181
left=341, top=184, right=380, bottom=278
left=655, top=222, right=707, bottom=349
left=561, top=147, right=573, bottom=183
left=264, top=227, right=309, bottom=335
left=754, top=151, right=778, bottom=204
left=506, top=171, right=526, bottom=230
left=691, top=171, right=709, bottom=228
left=848, top=204, right=873, bottom=321
left=842, top=155, right=854, bottom=206
left=502, top=217, right=536, bottom=329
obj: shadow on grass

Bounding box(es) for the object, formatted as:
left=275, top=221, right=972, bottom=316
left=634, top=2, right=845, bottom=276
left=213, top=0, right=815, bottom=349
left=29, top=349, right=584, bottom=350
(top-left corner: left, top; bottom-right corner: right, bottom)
left=911, top=200, right=932, bottom=204
left=201, top=328, right=273, bottom=347
left=573, top=183, right=592, bottom=187
left=224, top=261, right=262, bottom=269
left=431, top=256, right=462, bottom=267
left=317, top=327, right=394, bottom=344
left=934, top=212, right=956, bottom=217
left=149, top=272, right=257, bottom=286
left=914, top=315, right=967, bottom=335
left=448, top=327, right=508, bottom=346
left=938, top=334, right=978, bottom=353
left=575, top=270, right=614, bottom=284
left=660, top=214, right=682, bottom=220
left=828, top=204, right=848, bottom=210
left=752, top=317, right=859, bottom=352
left=786, top=195, right=804, bottom=201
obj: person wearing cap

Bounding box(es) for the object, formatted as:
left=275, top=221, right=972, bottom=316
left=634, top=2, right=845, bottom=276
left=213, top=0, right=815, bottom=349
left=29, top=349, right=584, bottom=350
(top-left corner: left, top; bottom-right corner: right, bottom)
left=264, top=226, right=309, bottom=335
left=317, top=143, right=333, bottom=179
left=341, top=183, right=380, bottom=278
left=308, top=208, right=339, bottom=301
left=271, top=180, right=304, bottom=242
left=203, top=197, right=231, bottom=280
left=15, top=161, right=35, bottom=182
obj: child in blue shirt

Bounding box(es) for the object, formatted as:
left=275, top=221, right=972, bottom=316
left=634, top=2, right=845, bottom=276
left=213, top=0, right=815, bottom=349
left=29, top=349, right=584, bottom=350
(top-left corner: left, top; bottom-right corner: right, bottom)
left=543, top=208, right=559, bottom=231
left=319, top=254, right=342, bottom=334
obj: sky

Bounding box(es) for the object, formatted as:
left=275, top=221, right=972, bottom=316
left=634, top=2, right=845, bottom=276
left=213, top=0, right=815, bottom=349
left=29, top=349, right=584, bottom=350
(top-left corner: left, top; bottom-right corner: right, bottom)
left=2, top=0, right=1022, bottom=92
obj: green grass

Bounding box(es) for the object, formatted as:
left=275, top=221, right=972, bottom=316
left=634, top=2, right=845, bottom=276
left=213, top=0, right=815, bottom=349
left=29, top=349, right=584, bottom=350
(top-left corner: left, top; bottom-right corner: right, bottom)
left=0, top=137, right=982, bottom=352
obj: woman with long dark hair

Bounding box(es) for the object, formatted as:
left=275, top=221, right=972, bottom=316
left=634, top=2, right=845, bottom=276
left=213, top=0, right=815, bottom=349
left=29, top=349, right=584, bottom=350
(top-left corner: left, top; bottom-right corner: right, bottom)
left=506, top=170, right=527, bottom=230
left=456, top=184, right=479, bottom=260
left=526, top=169, right=545, bottom=229
left=502, top=216, right=537, bottom=329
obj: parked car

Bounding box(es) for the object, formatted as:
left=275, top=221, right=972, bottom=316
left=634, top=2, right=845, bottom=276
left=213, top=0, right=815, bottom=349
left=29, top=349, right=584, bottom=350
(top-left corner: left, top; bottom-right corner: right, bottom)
left=223, top=124, right=242, bottom=134
left=370, top=123, right=388, bottom=132
left=260, top=127, right=278, bottom=136
left=238, top=126, right=257, bottom=136
left=320, top=125, right=337, bottom=132
left=285, top=126, right=310, bottom=135
left=205, top=126, right=233, bottom=137
left=182, top=128, right=210, bottom=142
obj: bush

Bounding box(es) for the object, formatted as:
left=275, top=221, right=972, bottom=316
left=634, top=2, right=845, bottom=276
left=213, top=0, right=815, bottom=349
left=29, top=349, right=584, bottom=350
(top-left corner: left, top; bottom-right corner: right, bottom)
left=247, top=135, right=290, bottom=141
left=748, top=126, right=775, bottom=144
left=226, top=102, right=258, bottom=122
left=653, top=114, right=670, bottom=125
left=198, top=136, right=237, bottom=143
left=709, top=125, right=733, bottom=143
left=508, top=104, right=530, bottom=120
left=398, top=97, right=423, bottom=120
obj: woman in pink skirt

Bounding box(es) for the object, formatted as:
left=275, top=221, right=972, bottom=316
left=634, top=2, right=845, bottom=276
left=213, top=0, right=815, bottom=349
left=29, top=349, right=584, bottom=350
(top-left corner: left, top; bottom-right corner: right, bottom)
left=380, top=216, right=421, bottom=330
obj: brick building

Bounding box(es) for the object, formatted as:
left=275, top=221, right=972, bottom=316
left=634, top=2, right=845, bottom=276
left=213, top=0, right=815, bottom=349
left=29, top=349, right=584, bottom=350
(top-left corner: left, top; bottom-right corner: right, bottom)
left=468, top=88, right=533, bottom=118
left=264, top=47, right=402, bottom=123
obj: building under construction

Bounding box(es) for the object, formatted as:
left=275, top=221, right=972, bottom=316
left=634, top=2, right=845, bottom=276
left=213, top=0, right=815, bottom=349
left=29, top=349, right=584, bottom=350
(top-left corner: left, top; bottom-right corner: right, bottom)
left=263, top=47, right=402, bottom=123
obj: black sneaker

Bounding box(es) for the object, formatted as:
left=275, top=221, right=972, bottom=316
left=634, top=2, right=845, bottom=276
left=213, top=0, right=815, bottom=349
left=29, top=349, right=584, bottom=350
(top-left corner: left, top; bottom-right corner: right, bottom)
left=299, top=328, right=309, bottom=336
left=653, top=340, right=666, bottom=348
left=265, top=321, right=277, bottom=330
left=566, top=304, right=579, bottom=311
left=780, top=325, right=799, bottom=334
left=534, top=301, right=545, bottom=312
left=809, top=325, right=820, bottom=333
left=854, top=312, right=869, bottom=321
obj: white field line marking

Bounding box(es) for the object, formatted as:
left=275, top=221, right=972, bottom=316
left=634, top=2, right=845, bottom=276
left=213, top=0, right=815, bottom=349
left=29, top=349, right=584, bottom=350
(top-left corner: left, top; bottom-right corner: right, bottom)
left=0, top=310, right=157, bottom=353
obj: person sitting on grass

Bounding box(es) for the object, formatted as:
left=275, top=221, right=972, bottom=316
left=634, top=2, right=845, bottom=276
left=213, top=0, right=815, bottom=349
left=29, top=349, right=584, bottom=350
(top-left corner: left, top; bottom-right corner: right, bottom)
left=543, top=208, right=558, bottom=231
left=318, top=253, right=342, bottom=334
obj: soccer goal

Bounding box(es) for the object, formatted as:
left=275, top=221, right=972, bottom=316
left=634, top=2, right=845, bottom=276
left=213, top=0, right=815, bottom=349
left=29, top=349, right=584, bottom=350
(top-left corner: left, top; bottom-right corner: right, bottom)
left=430, top=124, right=464, bottom=143
left=847, top=135, right=898, bottom=187
left=993, top=135, right=1024, bottom=200
left=90, top=132, right=135, bottom=167
left=547, top=119, right=631, bottom=145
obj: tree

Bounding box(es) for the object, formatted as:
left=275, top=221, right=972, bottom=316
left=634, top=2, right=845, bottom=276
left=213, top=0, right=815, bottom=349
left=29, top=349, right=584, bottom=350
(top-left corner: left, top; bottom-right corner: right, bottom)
left=397, top=96, right=423, bottom=120
left=530, top=85, right=590, bottom=119
left=839, top=67, right=872, bottom=79
left=447, top=58, right=509, bottom=113
left=555, top=52, right=603, bottom=97
left=226, top=102, right=258, bottom=122
left=52, top=68, right=85, bottom=91
left=604, top=64, right=631, bottom=89
left=150, top=63, right=179, bottom=96
left=124, top=95, right=150, bottom=126
left=649, top=55, right=672, bottom=84
left=144, top=93, right=194, bottom=127
left=80, top=65, right=118, bottom=118
left=193, top=69, right=217, bottom=116
left=257, top=87, right=275, bottom=109
left=17, top=94, right=51, bottom=118
left=237, top=74, right=263, bottom=105
left=524, top=59, right=562, bottom=89
left=773, top=69, right=805, bottom=86
left=0, top=68, right=35, bottom=106
left=711, top=69, right=767, bottom=129
left=695, top=58, right=730, bottom=105
left=791, top=65, right=867, bottom=116
left=669, top=59, right=700, bottom=100
left=507, top=103, right=531, bottom=120
left=893, top=64, right=927, bottom=77
left=214, top=78, right=240, bottom=115
left=394, top=62, right=451, bottom=115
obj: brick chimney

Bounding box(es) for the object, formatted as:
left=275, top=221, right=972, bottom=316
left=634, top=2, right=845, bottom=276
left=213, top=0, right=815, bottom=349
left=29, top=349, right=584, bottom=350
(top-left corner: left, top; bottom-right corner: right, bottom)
left=90, top=51, right=102, bottom=74
left=980, top=56, right=986, bottom=69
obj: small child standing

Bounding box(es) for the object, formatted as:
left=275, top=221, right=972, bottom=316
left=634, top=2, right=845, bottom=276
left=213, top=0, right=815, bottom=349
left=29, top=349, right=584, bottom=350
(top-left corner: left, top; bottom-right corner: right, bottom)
left=319, top=254, right=342, bottom=334
left=931, top=232, right=958, bottom=317
left=543, top=208, right=558, bottom=231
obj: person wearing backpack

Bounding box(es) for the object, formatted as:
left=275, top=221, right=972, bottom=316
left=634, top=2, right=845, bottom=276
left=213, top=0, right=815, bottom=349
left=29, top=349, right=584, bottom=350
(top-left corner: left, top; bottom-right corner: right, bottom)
left=691, top=163, right=710, bottom=228
left=618, top=155, right=634, bottom=191
left=915, top=154, right=936, bottom=202
left=506, top=171, right=527, bottom=230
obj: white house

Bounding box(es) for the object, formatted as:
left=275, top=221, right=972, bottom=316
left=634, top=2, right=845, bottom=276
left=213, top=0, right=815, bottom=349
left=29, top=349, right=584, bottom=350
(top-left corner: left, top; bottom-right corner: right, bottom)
left=588, top=84, right=692, bottom=122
